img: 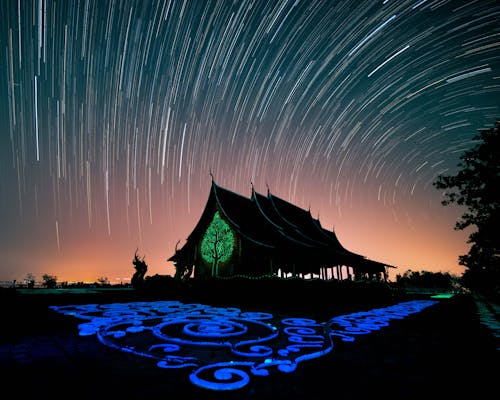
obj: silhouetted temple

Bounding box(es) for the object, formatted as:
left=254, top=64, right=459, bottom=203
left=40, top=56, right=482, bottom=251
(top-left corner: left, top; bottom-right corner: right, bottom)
left=168, top=179, right=395, bottom=281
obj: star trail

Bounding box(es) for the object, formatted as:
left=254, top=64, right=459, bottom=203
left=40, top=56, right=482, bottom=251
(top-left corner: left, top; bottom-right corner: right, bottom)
left=0, top=0, right=499, bottom=283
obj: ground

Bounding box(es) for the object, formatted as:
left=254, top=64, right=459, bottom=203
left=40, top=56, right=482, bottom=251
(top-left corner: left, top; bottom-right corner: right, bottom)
left=1, top=283, right=498, bottom=399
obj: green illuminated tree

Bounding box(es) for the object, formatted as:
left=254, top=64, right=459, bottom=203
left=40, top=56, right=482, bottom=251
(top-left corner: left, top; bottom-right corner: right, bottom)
left=433, top=120, right=500, bottom=293
left=201, top=211, right=235, bottom=277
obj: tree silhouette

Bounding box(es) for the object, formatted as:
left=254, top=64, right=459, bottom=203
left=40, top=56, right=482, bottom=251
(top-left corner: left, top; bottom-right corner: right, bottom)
left=96, top=276, right=110, bottom=286
left=395, top=269, right=458, bottom=291
left=433, top=120, right=500, bottom=293
left=201, top=211, right=235, bottom=277
left=42, top=274, right=57, bottom=289
left=24, top=273, right=36, bottom=288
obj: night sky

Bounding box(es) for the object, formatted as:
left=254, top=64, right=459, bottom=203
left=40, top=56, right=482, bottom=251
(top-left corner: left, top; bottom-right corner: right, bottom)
left=1, top=0, right=499, bottom=284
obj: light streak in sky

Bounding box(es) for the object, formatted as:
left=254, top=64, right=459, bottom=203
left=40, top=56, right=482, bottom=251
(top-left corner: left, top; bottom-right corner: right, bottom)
left=368, top=45, right=410, bottom=77
left=412, top=0, right=430, bottom=10
left=446, top=66, right=492, bottom=84
left=348, top=14, right=397, bottom=57
left=55, top=220, right=60, bottom=252
left=34, top=75, right=39, bottom=161
left=161, top=106, right=171, bottom=185
left=105, top=170, right=110, bottom=236
left=179, top=122, right=187, bottom=181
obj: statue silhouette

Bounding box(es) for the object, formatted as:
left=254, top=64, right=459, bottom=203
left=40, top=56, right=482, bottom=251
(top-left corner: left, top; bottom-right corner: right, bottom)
left=131, top=250, right=148, bottom=289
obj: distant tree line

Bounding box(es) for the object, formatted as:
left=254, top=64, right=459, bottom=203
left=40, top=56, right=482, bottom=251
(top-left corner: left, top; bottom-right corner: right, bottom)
left=16, top=273, right=114, bottom=288
left=395, top=270, right=460, bottom=292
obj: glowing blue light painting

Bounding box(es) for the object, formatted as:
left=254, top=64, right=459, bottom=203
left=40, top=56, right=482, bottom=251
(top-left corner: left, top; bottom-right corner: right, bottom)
left=49, top=299, right=437, bottom=391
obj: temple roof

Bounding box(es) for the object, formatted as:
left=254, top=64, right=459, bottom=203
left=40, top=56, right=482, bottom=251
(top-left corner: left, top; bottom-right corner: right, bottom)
left=169, top=180, right=395, bottom=272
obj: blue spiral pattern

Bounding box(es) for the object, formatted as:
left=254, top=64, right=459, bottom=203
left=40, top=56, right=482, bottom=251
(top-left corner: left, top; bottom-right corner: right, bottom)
left=50, top=299, right=437, bottom=391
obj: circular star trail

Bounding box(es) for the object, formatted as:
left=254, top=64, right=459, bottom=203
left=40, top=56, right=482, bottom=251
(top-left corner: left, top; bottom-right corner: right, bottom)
left=0, top=0, right=499, bottom=283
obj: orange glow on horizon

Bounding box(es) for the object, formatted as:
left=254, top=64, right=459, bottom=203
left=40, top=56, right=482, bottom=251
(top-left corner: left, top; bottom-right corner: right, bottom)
left=1, top=182, right=469, bottom=284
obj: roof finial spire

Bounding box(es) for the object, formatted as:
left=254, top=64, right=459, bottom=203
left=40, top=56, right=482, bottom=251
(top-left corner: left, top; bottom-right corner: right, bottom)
left=266, top=182, right=271, bottom=197
left=209, top=169, right=214, bottom=183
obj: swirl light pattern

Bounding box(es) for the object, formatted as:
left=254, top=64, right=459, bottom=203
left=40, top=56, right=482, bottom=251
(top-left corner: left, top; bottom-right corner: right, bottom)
left=49, top=299, right=437, bottom=390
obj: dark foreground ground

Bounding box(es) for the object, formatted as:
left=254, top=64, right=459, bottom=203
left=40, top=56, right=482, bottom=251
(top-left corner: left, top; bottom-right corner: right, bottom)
left=1, top=281, right=498, bottom=400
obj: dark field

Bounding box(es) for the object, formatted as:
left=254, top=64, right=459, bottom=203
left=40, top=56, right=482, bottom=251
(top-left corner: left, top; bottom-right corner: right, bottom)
left=1, top=280, right=498, bottom=400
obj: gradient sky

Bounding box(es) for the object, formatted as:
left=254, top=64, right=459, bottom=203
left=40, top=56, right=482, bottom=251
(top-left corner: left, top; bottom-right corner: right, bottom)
left=1, top=0, right=499, bottom=284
